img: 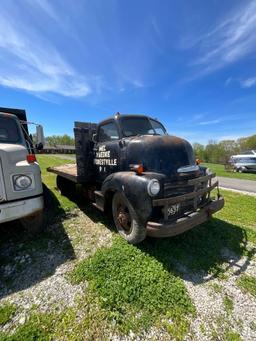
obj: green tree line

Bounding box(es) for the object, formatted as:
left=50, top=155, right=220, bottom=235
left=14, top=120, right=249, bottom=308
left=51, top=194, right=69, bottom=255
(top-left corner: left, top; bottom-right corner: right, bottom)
left=193, top=134, right=256, bottom=164
left=45, top=134, right=75, bottom=146
left=43, top=133, right=256, bottom=163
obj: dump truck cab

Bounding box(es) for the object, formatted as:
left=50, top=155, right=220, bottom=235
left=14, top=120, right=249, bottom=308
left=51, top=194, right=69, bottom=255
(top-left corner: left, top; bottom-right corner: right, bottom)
left=49, top=112, right=224, bottom=244
left=0, top=108, right=44, bottom=233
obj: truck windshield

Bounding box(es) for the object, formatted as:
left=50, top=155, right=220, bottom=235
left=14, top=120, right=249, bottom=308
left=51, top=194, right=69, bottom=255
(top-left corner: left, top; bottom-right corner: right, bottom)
left=0, top=116, right=22, bottom=144
left=120, top=117, right=167, bottom=137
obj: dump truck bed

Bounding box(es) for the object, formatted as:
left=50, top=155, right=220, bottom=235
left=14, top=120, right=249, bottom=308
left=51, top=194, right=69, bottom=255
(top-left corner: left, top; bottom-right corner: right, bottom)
left=47, top=164, right=78, bottom=183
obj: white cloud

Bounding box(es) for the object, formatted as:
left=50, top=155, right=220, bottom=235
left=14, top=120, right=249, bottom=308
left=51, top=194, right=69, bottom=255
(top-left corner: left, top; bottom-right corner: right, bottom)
left=198, top=119, right=221, bottom=126
left=191, top=1, right=256, bottom=75
left=240, top=77, right=256, bottom=88
left=28, top=0, right=59, bottom=22
left=0, top=4, right=91, bottom=98
left=193, top=113, right=207, bottom=121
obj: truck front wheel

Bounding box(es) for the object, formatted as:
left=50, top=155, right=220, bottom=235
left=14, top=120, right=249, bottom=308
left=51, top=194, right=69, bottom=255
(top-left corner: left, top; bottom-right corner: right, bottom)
left=112, top=192, right=147, bottom=244
left=20, top=210, right=44, bottom=235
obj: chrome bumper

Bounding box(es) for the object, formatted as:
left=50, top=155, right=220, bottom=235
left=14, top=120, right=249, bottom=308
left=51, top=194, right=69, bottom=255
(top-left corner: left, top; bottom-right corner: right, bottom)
left=147, top=196, right=224, bottom=238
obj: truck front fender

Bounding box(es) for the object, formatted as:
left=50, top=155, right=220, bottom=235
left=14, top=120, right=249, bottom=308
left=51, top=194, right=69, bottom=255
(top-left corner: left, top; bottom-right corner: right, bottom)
left=101, top=172, right=153, bottom=223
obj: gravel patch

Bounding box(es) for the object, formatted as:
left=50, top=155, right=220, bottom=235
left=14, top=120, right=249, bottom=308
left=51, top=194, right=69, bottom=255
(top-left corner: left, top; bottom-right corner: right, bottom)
left=182, top=246, right=256, bottom=340
left=0, top=209, right=113, bottom=333
left=1, top=207, right=256, bottom=340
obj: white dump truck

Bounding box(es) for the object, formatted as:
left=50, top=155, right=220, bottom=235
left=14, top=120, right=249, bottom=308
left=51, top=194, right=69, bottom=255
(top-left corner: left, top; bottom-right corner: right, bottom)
left=0, top=107, right=45, bottom=233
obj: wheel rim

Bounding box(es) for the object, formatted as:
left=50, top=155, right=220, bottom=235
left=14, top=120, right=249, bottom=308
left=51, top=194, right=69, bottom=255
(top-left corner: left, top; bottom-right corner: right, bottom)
left=115, top=197, right=132, bottom=234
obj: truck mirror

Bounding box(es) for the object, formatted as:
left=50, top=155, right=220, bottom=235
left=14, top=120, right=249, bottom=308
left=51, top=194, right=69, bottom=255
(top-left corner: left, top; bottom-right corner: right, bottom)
left=36, top=125, right=45, bottom=148
left=92, top=133, right=97, bottom=143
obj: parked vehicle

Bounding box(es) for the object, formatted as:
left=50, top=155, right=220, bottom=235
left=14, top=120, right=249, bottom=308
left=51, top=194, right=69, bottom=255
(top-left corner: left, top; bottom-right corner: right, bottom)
left=0, top=107, right=45, bottom=233
left=48, top=113, right=224, bottom=244
left=229, top=151, right=256, bottom=173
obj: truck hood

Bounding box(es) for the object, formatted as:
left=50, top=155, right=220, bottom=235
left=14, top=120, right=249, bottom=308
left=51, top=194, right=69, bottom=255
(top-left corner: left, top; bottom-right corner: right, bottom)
left=124, top=135, right=196, bottom=177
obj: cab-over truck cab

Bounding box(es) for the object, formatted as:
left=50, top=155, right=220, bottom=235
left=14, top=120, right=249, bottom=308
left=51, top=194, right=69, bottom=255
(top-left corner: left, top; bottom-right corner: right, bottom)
left=49, top=113, right=224, bottom=244
left=0, top=107, right=44, bottom=233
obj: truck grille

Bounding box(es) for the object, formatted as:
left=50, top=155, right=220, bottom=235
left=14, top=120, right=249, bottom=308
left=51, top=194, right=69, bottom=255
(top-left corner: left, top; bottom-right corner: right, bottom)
left=163, top=175, right=214, bottom=202
left=152, top=173, right=218, bottom=221
left=0, top=159, right=6, bottom=202
left=164, top=182, right=195, bottom=198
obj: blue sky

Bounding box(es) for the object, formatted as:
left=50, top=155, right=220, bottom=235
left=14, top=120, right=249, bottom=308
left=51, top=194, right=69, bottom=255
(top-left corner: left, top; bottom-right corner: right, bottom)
left=0, top=0, right=256, bottom=144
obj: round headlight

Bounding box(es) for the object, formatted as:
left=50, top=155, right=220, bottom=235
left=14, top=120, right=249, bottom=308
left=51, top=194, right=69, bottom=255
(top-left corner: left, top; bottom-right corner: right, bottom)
left=14, top=175, right=32, bottom=190
left=147, top=179, right=160, bottom=196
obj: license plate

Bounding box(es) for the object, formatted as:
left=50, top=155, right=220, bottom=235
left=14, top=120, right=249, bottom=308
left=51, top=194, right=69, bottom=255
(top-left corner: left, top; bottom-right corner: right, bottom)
left=167, top=203, right=180, bottom=217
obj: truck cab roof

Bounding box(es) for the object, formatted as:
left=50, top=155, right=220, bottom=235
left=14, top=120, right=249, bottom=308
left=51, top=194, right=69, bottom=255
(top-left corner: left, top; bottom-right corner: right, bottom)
left=100, top=112, right=160, bottom=124
left=0, top=107, right=27, bottom=122
left=0, top=107, right=29, bottom=135
left=98, top=113, right=167, bottom=139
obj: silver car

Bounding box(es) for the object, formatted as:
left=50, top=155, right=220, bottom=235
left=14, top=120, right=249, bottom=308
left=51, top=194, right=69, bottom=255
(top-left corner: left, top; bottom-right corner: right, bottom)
left=229, top=151, right=256, bottom=173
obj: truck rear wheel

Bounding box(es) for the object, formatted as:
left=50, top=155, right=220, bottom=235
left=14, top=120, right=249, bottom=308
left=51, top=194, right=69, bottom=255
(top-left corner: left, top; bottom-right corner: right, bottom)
left=57, top=175, right=76, bottom=198
left=235, top=167, right=245, bottom=173
left=20, top=210, right=44, bottom=235
left=112, top=192, right=146, bottom=244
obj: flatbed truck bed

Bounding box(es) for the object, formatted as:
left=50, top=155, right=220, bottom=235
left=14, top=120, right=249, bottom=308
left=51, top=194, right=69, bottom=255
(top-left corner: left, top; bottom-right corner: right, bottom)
left=47, top=164, right=78, bottom=183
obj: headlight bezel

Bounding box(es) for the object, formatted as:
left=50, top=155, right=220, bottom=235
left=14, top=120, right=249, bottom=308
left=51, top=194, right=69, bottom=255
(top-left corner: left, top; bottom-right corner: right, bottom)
left=147, top=179, right=161, bottom=197
left=12, top=174, right=34, bottom=191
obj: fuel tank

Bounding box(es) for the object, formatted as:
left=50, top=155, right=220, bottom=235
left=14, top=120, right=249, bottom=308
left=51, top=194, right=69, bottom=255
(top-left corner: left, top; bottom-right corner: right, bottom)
left=124, top=135, right=196, bottom=177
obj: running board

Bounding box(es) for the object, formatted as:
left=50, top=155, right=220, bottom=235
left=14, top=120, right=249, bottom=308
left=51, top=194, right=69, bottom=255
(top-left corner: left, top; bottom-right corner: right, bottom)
left=93, top=191, right=104, bottom=212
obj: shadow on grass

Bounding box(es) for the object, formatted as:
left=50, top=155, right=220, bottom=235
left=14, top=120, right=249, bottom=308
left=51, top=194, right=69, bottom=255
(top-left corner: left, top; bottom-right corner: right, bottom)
left=139, top=218, right=256, bottom=284
left=69, top=189, right=255, bottom=284
left=66, top=187, right=116, bottom=233
left=0, top=184, right=75, bottom=299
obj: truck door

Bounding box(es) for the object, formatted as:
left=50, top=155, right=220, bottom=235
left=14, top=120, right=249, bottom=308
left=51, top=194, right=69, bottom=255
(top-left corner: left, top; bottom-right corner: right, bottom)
left=94, top=120, right=120, bottom=182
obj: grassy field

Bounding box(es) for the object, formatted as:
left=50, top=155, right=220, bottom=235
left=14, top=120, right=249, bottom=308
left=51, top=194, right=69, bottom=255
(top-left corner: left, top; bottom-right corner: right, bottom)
left=38, top=155, right=77, bottom=212
left=0, top=155, right=256, bottom=340
left=203, top=163, right=256, bottom=181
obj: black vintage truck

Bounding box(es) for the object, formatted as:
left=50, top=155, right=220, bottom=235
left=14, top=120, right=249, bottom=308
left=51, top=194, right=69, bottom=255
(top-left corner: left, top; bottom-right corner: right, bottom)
left=48, top=113, right=224, bottom=244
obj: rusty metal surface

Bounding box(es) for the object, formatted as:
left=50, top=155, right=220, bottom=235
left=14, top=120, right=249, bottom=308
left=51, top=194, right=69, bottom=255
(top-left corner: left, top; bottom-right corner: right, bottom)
left=153, top=181, right=218, bottom=206
left=163, top=173, right=216, bottom=199
left=147, top=196, right=224, bottom=238
left=123, top=134, right=196, bottom=178
left=187, top=173, right=216, bottom=185
left=47, top=164, right=78, bottom=182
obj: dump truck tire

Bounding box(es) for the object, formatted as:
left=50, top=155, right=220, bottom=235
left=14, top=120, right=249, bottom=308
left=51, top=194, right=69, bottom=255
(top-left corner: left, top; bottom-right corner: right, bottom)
left=112, top=191, right=147, bottom=244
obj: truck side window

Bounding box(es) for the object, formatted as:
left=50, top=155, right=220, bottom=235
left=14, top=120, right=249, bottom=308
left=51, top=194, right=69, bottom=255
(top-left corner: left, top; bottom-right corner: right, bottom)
left=149, top=119, right=167, bottom=136
left=98, top=122, right=119, bottom=142
left=0, top=117, right=22, bottom=144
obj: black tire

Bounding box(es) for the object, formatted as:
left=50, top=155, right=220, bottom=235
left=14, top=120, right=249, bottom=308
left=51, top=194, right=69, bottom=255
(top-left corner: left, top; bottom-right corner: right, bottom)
left=57, top=175, right=76, bottom=198
left=112, top=192, right=146, bottom=244
left=236, top=167, right=245, bottom=173
left=43, top=183, right=54, bottom=210
left=20, top=210, right=44, bottom=235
